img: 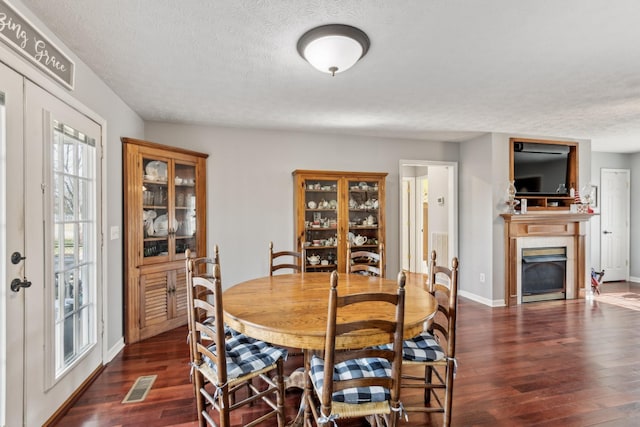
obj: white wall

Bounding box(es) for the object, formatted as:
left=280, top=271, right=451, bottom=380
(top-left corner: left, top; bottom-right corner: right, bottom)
left=459, top=133, right=495, bottom=304
left=145, top=122, right=460, bottom=287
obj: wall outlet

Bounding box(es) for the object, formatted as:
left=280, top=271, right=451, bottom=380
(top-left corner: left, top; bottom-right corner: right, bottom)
left=479, top=273, right=486, bottom=283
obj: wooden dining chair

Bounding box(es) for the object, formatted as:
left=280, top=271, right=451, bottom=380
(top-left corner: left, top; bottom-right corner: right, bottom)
left=304, top=270, right=406, bottom=427
left=185, top=246, right=232, bottom=341
left=400, top=250, right=459, bottom=426
left=186, top=254, right=287, bottom=427
left=269, top=241, right=303, bottom=275
left=347, top=242, right=384, bottom=276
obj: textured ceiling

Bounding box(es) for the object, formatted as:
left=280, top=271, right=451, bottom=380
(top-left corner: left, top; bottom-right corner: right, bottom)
left=20, top=0, right=640, bottom=152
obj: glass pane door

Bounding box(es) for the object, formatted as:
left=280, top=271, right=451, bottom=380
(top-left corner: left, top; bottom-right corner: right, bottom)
left=348, top=179, right=380, bottom=247
left=142, top=158, right=169, bottom=259
left=52, top=120, right=97, bottom=375
left=174, top=162, right=197, bottom=256
left=304, top=179, right=339, bottom=271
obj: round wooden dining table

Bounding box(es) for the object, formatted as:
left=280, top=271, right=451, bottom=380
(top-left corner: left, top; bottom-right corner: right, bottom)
left=223, top=271, right=438, bottom=351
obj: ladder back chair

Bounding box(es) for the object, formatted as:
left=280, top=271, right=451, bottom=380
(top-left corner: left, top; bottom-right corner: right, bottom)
left=304, top=270, right=406, bottom=427
left=346, top=242, right=384, bottom=277
left=269, top=241, right=303, bottom=275
left=186, top=253, right=287, bottom=427
left=400, top=250, right=459, bottom=426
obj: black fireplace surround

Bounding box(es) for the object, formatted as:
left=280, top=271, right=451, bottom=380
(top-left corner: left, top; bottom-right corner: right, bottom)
left=522, top=247, right=567, bottom=302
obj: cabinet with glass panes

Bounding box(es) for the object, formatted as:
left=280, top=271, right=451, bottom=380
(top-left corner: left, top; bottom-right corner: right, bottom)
left=123, top=137, right=207, bottom=343
left=293, top=170, right=386, bottom=274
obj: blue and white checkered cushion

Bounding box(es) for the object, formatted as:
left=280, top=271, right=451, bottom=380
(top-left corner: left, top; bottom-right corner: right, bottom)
left=202, top=316, right=239, bottom=337
left=309, top=355, right=391, bottom=404
left=203, top=334, right=287, bottom=380
left=377, top=331, right=445, bottom=362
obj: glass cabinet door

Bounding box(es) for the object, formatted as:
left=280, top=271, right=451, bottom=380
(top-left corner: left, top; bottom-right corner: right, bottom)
left=347, top=179, right=381, bottom=250
left=173, top=162, right=197, bottom=256
left=303, top=179, right=339, bottom=271
left=142, top=157, right=169, bottom=260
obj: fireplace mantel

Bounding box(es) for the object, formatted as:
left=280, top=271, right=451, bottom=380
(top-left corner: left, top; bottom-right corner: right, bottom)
left=501, top=212, right=595, bottom=306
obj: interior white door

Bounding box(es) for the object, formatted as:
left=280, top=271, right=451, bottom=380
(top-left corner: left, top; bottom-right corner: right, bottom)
left=1, top=61, right=25, bottom=427
left=600, top=168, right=630, bottom=282
left=22, top=81, right=103, bottom=425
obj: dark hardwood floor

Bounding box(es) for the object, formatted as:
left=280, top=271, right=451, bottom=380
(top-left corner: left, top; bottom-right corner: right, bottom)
left=55, top=281, right=640, bottom=426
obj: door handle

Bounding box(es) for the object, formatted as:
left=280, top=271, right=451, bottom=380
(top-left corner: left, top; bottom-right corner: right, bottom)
left=11, top=278, right=32, bottom=292
left=603, top=230, right=612, bottom=234
left=11, top=251, right=26, bottom=264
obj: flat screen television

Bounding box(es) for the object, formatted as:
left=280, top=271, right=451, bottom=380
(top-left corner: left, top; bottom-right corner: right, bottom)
left=513, top=142, right=571, bottom=196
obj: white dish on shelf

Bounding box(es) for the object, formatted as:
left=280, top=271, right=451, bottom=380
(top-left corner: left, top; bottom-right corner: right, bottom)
left=145, top=161, right=168, bottom=180
left=153, top=214, right=178, bottom=237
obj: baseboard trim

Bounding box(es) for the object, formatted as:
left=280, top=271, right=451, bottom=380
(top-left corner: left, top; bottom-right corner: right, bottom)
left=459, top=290, right=505, bottom=307
left=106, top=337, right=125, bottom=363
left=43, top=364, right=104, bottom=427
left=629, top=276, right=640, bottom=283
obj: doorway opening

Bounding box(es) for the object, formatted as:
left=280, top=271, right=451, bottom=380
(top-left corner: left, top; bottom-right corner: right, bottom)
left=399, top=160, right=458, bottom=274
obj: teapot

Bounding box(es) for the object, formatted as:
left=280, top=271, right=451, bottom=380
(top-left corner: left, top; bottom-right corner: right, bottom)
left=366, top=215, right=375, bottom=225
left=307, top=254, right=321, bottom=265
left=353, top=235, right=368, bottom=246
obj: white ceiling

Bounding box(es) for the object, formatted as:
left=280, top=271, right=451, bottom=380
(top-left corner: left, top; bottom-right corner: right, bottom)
left=21, top=0, right=640, bottom=153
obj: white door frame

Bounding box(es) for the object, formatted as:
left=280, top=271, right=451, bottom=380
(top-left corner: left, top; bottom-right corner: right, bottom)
left=1, top=59, right=25, bottom=427
left=399, top=160, right=458, bottom=272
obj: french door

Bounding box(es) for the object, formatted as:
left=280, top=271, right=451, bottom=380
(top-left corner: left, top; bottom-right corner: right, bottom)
left=1, top=62, right=103, bottom=426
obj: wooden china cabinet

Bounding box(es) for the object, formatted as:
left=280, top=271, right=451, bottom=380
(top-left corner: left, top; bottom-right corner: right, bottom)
left=293, top=170, right=387, bottom=275
left=122, top=137, right=208, bottom=343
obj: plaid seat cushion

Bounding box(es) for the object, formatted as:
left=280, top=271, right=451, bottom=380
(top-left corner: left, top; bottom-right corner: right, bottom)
left=204, top=334, right=287, bottom=379
left=309, top=355, right=391, bottom=404
left=377, top=331, right=445, bottom=362
left=202, top=316, right=238, bottom=337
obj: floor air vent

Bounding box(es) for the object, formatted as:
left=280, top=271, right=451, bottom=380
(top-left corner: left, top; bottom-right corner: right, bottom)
left=122, top=374, right=157, bottom=403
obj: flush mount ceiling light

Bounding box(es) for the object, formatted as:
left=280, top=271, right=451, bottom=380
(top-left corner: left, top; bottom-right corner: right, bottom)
left=297, top=24, right=370, bottom=76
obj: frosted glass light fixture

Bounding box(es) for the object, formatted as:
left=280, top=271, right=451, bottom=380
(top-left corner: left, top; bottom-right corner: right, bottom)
left=297, top=24, right=370, bottom=76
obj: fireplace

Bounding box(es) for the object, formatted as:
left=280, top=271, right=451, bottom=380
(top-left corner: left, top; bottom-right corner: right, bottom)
left=521, top=247, right=567, bottom=302
left=501, top=212, right=592, bottom=306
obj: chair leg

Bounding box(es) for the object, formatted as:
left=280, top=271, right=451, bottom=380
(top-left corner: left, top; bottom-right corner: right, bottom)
left=303, top=350, right=314, bottom=426
left=424, top=364, right=434, bottom=405
left=443, top=360, right=455, bottom=427
left=193, top=371, right=206, bottom=427
left=276, top=359, right=286, bottom=427
left=219, top=383, right=231, bottom=427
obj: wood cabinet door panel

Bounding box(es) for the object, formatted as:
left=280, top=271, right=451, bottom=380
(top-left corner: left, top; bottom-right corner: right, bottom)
left=140, top=271, right=170, bottom=328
